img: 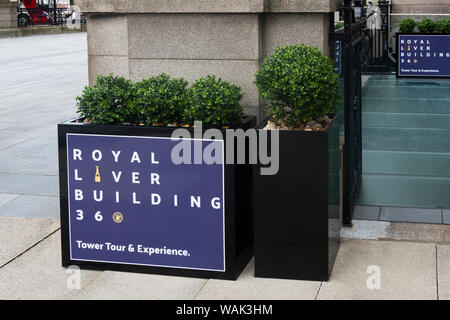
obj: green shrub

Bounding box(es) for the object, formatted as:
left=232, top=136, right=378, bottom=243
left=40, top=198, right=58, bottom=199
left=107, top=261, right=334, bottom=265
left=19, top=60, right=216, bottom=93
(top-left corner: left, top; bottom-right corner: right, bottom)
left=184, top=75, right=244, bottom=128
left=417, top=18, right=436, bottom=33
left=254, top=44, right=339, bottom=129
left=435, top=19, right=450, bottom=33
left=399, top=18, right=416, bottom=33
left=135, top=74, right=189, bottom=126
left=334, top=22, right=344, bottom=30
left=76, top=74, right=137, bottom=125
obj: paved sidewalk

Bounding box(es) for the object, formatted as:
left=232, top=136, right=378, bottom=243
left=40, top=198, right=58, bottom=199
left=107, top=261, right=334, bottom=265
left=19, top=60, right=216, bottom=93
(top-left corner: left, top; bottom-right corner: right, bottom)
left=0, top=33, right=87, bottom=219
left=0, top=33, right=448, bottom=300
left=0, top=218, right=448, bottom=300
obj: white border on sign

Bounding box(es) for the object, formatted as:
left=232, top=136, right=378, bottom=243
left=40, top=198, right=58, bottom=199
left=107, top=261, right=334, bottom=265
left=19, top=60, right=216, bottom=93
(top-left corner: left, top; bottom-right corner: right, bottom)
left=66, top=133, right=226, bottom=272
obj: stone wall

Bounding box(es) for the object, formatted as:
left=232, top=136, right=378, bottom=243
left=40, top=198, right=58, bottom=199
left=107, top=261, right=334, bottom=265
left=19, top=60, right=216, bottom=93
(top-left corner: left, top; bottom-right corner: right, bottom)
left=79, top=0, right=341, bottom=119
left=390, top=0, right=450, bottom=31
left=392, top=0, right=450, bottom=14
left=0, top=0, right=17, bottom=29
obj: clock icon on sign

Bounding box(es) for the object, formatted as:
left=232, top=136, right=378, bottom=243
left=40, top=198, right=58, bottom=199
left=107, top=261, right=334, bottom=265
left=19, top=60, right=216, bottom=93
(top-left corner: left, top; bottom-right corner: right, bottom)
left=113, top=212, right=124, bottom=224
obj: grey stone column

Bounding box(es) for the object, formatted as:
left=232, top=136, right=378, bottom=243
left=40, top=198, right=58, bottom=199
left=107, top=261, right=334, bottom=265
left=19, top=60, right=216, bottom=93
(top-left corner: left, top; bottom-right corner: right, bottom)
left=0, top=0, right=17, bottom=29
left=78, top=0, right=341, bottom=120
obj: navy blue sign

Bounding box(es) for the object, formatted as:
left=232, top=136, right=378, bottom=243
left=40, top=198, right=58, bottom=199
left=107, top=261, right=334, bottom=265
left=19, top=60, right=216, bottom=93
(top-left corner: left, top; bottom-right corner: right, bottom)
left=398, top=34, right=450, bottom=77
left=66, top=134, right=225, bottom=272
left=334, top=40, right=342, bottom=75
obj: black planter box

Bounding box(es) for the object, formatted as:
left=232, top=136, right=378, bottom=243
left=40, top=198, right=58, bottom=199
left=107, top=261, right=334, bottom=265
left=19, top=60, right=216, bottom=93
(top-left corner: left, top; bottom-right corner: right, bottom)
left=253, top=117, right=341, bottom=281
left=58, top=116, right=256, bottom=280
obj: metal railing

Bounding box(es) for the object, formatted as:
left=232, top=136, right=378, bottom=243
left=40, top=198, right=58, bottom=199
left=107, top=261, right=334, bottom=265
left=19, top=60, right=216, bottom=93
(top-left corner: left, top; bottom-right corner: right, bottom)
left=360, top=0, right=394, bottom=74
left=330, top=1, right=364, bottom=225
left=17, top=7, right=86, bottom=27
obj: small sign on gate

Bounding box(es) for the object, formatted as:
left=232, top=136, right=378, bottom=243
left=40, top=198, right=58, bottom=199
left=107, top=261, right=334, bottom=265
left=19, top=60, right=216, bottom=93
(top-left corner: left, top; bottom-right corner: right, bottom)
left=334, top=40, right=342, bottom=75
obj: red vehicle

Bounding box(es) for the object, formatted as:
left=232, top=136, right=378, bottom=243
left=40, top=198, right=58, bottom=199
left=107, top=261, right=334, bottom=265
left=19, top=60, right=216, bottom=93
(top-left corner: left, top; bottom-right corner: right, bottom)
left=17, top=0, right=51, bottom=27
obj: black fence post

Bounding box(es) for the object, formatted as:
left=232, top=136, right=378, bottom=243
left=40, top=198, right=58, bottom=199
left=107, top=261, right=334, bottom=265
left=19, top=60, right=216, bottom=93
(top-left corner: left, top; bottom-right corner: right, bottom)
left=342, top=0, right=364, bottom=225
left=53, top=0, right=57, bottom=26
left=379, top=0, right=390, bottom=68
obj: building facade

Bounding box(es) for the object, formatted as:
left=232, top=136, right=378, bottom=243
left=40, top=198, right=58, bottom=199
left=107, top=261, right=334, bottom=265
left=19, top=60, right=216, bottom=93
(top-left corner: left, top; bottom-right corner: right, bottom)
left=390, top=0, right=450, bottom=30
left=0, top=0, right=17, bottom=29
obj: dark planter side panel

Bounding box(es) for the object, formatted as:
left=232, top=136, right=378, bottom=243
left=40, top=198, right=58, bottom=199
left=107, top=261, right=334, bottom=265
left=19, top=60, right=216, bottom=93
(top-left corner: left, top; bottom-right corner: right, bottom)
left=254, top=125, right=340, bottom=281
left=327, top=118, right=341, bottom=278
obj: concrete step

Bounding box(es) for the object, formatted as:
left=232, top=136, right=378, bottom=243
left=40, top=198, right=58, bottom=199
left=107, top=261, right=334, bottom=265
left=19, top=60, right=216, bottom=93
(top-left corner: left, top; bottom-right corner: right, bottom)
left=363, top=112, right=450, bottom=129
left=363, top=127, right=450, bottom=153
left=363, top=97, right=450, bottom=114
left=360, top=74, right=450, bottom=211
left=363, top=150, right=450, bottom=178
left=358, top=173, right=450, bottom=209
left=363, top=85, right=450, bottom=99
left=370, top=74, right=449, bottom=82
left=342, top=220, right=450, bottom=243
left=368, top=79, right=450, bottom=88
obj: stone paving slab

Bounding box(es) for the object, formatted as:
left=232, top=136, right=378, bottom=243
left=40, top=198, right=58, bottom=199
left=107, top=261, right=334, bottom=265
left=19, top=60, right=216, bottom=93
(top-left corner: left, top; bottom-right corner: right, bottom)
left=0, top=193, right=17, bottom=207
left=0, top=231, right=100, bottom=300
left=0, top=155, right=44, bottom=174
left=341, top=220, right=391, bottom=240
left=0, top=138, right=27, bottom=151
left=0, top=142, right=58, bottom=175
left=0, top=216, right=59, bottom=267
left=16, top=158, right=59, bottom=176
left=342, top=220, right=450, bottom=244
left=437, top=245, right=450, bottom=300
left=0, top=229, right=206, bottom=300
left=195, top=258, right=321, bottom=300
left=317, top=239, right=437, bottom=300
left=387, top=222, right=450, bottom=244
left=0, top=136, right=58, bottom=164
left=0, top=195, right=60, bottom=220
left=71, top=269, right=207, bottom=300
left=0, top=173, right=59, bottom=196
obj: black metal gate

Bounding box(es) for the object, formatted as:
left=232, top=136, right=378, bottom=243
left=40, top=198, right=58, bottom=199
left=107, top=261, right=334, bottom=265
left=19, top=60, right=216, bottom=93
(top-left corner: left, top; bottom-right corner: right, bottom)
left=360, top=0, right=393, bottom=74
left=331, top=0, right=363, bottom=224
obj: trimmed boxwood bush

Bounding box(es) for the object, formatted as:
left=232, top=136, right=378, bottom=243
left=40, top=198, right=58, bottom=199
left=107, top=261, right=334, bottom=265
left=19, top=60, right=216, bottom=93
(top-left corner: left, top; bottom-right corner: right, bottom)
left=435, top=19, right=450, bottom=34
left=184, top=75, right=244, bottom=128
left=399, top=18, right=416, bottom=33
left=135, top=74, right=189, bottom=126
left=76, top=74, right=137, bottom=125
left=76, top=74, right=245, bottom=128
left=417, top=18, right=436, bottom=33
left=254, top=44, right=339, bottom=129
